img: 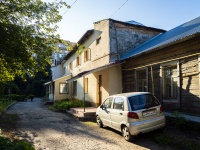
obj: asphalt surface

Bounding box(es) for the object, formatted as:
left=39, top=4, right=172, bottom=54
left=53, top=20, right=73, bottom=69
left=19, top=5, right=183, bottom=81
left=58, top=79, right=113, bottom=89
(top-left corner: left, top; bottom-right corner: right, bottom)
left=6, top=98, right=171, bottom=150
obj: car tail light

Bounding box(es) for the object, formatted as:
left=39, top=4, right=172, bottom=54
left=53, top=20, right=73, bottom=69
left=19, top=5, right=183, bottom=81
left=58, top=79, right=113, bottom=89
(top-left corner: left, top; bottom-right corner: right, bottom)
left=160, top=106, right=164, bottom=113
left=127, top=112, right=139, bottom=119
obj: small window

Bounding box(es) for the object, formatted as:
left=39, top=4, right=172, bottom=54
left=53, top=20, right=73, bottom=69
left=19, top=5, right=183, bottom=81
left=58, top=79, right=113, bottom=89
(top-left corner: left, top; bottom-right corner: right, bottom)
left=73, top=80, right=77, bottom=96
left=96, top=37, right=101, bottom=45
left=84, top=50, right=88, bottom=62
left=76, top=56, right=80, bottom=66
left=69, top=62, right=73, bottom=70
left=113, top=97, right=124, bottom=110
left=84, top=78, right=88, bottom=93
left=59, top=83, right=68, bottom=94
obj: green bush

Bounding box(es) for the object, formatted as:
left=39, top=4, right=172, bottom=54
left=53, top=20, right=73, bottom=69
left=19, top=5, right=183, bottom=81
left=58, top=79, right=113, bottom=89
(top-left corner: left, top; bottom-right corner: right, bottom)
left=52, top=99, right=91, bottom=111
left=9, top=94, right=26, bottom=101
left=27, top=94, right=35, bottom=101
left=0, top=136, right=35, bottom=150
left=0, top=98, right=7, bottom=102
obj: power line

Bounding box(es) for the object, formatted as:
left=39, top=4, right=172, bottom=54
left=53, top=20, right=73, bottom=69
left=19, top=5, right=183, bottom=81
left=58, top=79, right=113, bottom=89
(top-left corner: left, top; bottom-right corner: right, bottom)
left=62, top=0, right=78, bottom=16
left=110, top=0, right=129, bottom=18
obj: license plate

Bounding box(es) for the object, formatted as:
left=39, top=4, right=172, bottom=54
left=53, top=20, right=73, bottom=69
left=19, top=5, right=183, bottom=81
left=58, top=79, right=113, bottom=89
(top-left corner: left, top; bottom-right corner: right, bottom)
left=142, top=110, right=156, bottom=117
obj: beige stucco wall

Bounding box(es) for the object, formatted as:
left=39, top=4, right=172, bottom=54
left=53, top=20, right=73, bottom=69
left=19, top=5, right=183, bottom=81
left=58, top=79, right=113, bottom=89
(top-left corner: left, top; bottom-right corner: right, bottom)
left=53, top=75, right=71, bottom=101
left=74, top=65, right=122, bottom=106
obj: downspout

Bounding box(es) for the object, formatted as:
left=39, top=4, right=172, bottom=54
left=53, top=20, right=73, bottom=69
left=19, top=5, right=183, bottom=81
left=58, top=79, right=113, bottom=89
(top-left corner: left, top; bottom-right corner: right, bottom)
left=151, top=66, right=155, bottom=96
left=83, top=77, right=85, bottom=112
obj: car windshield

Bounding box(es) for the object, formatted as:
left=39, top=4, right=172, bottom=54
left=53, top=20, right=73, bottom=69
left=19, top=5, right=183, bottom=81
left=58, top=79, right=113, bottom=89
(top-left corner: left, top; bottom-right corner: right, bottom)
left=128, top=94, right=160, bottom=111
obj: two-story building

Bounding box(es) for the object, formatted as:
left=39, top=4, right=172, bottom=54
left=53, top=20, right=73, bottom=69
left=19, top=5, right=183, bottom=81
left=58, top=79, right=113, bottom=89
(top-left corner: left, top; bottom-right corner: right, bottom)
left=59, top=19, right=165, bottom=107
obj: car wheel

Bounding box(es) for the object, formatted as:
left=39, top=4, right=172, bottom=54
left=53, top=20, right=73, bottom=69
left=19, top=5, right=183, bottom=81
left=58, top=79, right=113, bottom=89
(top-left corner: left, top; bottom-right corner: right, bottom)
left=122, top=126, right=133, bottom=141
left=96, top=115, right=103, bottom=128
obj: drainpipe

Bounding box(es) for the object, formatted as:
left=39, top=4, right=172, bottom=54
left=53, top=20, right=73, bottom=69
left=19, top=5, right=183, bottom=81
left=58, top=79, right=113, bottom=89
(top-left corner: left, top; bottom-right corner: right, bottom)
left=83, top=77, right=85, bottom=112
left=151, top=66, right=155, bottom=96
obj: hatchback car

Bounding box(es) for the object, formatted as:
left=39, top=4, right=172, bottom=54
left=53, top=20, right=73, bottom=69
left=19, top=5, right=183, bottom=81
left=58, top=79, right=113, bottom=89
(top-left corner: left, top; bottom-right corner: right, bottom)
left=96, top=92, right=165, bottom=141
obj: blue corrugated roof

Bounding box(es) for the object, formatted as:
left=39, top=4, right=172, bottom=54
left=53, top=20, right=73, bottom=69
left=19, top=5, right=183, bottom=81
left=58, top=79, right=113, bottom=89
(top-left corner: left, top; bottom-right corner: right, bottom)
left=121, top=16, right=200, bottom=60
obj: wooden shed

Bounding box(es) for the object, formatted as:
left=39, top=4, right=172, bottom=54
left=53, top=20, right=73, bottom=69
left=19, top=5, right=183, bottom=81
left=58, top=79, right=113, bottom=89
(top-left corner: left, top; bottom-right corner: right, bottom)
left=121, top=16, right=200, bottom=115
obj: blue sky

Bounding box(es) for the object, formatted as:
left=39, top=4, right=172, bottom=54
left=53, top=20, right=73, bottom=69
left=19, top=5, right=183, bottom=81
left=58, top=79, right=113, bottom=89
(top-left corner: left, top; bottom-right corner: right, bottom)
left=53, top=0, right=200, bottom=42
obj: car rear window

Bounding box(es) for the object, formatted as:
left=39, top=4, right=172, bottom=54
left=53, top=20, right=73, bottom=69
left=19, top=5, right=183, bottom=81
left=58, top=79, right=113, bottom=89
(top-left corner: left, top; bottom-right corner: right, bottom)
left=128, top=94, right=160, bottom=111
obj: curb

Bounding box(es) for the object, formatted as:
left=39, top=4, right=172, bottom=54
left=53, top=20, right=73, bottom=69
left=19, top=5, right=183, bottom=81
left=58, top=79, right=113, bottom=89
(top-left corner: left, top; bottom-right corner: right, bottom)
left=0, top=101, right=17, bottom=117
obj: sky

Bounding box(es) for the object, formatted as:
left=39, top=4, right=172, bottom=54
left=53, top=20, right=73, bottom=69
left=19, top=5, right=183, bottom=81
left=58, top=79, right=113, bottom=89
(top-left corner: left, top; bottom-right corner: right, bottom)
left=50, top=0, right=200, bottom=43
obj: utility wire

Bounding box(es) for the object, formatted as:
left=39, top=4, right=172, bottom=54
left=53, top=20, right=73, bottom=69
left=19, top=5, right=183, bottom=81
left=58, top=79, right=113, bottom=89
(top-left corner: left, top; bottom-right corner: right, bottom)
left=62, top=0, right=78, bottom=16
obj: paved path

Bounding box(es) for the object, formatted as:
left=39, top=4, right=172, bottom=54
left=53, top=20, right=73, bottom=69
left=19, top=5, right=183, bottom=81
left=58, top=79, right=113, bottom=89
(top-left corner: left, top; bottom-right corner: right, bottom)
left=6, top=98, right=170, bottom=150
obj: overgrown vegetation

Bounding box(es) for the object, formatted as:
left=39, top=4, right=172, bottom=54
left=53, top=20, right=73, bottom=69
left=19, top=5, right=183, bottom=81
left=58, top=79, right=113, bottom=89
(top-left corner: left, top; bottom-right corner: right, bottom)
left=153, top=133, right=200, bottom=150
left=49, top=99, right=91, bottom=111
left=152, top=112, right=200, bottom=150
left=0, top=136, right=35, bottom=150
left=0, top=100, right=15, bottom=113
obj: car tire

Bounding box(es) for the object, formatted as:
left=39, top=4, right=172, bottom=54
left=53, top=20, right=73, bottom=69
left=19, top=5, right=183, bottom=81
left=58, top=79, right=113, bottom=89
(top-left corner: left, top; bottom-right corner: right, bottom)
left=122, top=126, right=133, bottom=141
left=96, top=115, right=103, bottom=128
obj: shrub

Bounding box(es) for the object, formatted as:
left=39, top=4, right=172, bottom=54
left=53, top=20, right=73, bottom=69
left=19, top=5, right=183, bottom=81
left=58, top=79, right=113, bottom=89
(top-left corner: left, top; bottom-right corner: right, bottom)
left=0, top=101, right=15, bottom=112
left=52, top=99, right=91, bottom=111
left=27, top=94, right=35, bottom=101
left=0, top=136, right=35, bottom=150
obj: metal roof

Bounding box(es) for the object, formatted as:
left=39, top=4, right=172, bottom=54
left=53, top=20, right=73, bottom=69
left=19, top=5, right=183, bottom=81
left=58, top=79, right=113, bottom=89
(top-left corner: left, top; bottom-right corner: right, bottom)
left=120, top=16, right=200, bottom=60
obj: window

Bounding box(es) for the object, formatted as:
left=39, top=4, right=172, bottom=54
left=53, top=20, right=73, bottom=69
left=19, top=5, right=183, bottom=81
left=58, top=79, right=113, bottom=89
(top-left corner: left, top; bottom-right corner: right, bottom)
left=84, top=49, right=90, bottom=62
left=84, top=78, right=88, bottom=93
left=73, top=80, right=77, bottom=96
left=59, top=83, right=68, bottom=94
left=113, top=97, right=124, bottom=110
left=136, top=68, right=148, bottom=92
left=76, top=55, right=81, bottom=66
left=69, top=62, right=73, bottom=70
left=96, top=37, right=101, bottom=45
left=102, top=97, right=113, bottom=109
left=161, top=62, right=179, bottom=100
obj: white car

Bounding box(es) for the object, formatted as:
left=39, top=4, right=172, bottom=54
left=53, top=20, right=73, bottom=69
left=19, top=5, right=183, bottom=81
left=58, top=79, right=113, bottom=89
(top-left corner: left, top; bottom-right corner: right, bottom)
left=96, top=92, right=166, bottom=141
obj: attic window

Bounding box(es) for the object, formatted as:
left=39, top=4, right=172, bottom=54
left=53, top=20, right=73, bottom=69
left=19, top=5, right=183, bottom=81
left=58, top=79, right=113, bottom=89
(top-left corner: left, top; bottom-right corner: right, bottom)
left=96, top=37, right=101, bottom=45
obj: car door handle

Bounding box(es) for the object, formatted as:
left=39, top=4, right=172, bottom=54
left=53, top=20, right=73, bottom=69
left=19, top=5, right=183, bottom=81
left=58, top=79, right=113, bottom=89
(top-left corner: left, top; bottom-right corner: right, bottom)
left=119, top=113, right=123, bottom=115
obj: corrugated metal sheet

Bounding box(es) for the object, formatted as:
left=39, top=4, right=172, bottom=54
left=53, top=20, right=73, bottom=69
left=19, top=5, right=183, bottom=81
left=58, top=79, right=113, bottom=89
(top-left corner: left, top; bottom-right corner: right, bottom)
left=121, top=16, right=200, bottom=60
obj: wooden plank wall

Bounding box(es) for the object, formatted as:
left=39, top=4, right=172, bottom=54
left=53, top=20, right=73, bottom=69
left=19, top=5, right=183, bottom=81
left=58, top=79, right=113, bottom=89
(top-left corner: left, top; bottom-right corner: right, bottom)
left=122, top=36, right=200, bottom=115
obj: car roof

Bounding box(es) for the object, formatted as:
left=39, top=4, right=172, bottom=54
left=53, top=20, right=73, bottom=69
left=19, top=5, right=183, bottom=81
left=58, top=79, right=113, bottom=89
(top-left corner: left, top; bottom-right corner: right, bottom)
left=110, top=92, right=151, bottom=98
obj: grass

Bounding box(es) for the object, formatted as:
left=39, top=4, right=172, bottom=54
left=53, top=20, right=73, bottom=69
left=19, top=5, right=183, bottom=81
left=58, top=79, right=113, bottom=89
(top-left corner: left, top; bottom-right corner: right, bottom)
left=153, top=133, right=200, bottom=150
left=0, top=101, right=15, bottom=113
left=152, top=115, right=200, bottom=150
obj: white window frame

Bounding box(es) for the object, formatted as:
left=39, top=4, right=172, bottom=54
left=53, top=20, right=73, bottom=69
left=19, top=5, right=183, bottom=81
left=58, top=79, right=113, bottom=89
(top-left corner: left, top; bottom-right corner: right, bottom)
left=59, top=83, right=68, bottom=94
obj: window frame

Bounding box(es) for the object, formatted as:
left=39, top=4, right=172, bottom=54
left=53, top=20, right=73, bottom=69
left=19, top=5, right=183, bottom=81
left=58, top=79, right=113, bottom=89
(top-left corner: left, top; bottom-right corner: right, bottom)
left=96, top=37, right=101, bottom=45
left=160, top=61, right=180, bottom=105
left=59, top=82, right=68, bottom=94
left=135, top=67, right=148, bottom=92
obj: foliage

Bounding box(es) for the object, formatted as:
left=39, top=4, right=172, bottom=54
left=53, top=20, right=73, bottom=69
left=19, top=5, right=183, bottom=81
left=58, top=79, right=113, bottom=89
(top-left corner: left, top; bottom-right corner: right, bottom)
left=51, top=99, right=91, bottom=111
left=0, top=0, right=70, bottom=82
left=0, top=136, right=35, bottom=150
left=0, top=101, right=15, bottom=112
left=154, top=133, right=200, bottom=150
left=27, top=94, right=35, bottom=101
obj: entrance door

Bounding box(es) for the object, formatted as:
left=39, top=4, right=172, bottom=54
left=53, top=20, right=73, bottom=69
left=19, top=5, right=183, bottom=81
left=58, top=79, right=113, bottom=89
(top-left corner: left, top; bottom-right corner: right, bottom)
left=98, top=75, right=102, bottom=106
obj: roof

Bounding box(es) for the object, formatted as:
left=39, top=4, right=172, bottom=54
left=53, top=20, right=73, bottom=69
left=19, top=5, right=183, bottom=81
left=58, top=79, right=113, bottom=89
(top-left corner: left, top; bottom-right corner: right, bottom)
left=109, top=92, right=151, bottom=98
left=63, top=29, right=94, bottom=61
left=66, top=61, right=124, bottom=83
left=121, top=16, right=200, bottom=60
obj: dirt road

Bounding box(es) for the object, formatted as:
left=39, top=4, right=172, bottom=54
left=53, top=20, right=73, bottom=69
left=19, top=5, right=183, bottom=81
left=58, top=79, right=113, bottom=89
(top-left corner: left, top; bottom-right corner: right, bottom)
left=5, top=98, right=169, bottom=150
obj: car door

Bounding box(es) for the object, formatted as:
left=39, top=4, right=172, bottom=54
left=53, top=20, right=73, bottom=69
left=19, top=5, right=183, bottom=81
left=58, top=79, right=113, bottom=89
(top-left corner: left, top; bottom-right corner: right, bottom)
left=110, top=97, right=124, bottom=131
left=98, top=97, right=113, bottom=127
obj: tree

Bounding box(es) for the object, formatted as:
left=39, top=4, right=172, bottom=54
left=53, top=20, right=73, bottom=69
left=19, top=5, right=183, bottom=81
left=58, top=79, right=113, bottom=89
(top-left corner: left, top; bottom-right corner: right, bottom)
left=0, top=0, right=70, bottom=82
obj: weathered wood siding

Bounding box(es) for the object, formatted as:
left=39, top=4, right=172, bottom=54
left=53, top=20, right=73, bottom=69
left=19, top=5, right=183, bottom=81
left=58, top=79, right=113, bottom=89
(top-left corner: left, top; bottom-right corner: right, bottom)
left=180, top=57, right=200, bottom=114
left=122, top=35, right=200, bottom=115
